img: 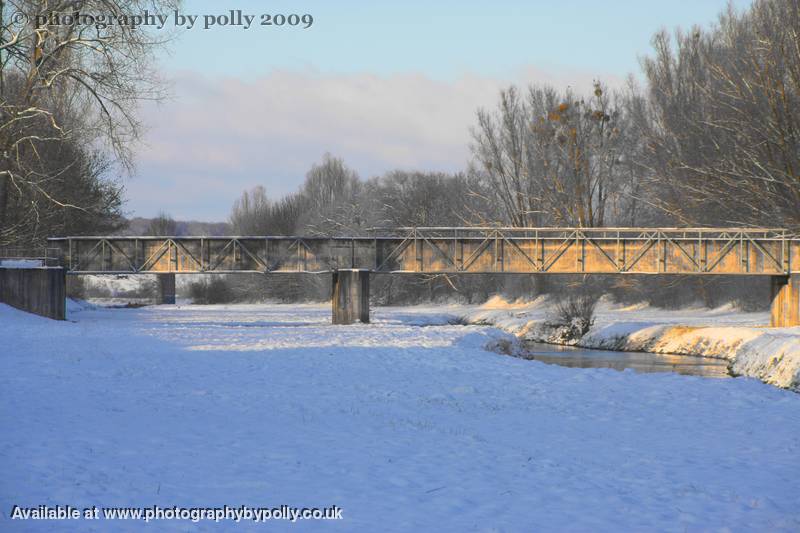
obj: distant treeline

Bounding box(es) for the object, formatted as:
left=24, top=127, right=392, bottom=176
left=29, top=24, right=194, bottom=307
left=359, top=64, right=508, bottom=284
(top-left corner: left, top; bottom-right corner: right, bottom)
left=122, top=216, right=231, bottom=237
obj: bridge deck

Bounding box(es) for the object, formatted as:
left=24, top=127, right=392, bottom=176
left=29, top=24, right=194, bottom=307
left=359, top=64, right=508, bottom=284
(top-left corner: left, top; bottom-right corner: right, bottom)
left=47, top=227, right=800, bottom=275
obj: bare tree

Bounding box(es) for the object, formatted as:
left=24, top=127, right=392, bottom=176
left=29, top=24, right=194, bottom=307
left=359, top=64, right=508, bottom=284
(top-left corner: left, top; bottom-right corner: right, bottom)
left=298, top=153, right=364, bottom=235
left=637, top=0, right=800, bottom=228
left=301, top=153, right=359, bottom=210
left=471, top=82, right=639, bottom=228
left=227, top=155, right=363, bottom=237
left=230, top=185, right=272, bottom=234
left=366, top=170, right=493, bottom=227
left=266, top=194, right=304, bottom=235
left=471, top=87, right=539, bottom=227
left=0, top=0, right=178, bottom=245
left=145, top=211, right=177, bottom=236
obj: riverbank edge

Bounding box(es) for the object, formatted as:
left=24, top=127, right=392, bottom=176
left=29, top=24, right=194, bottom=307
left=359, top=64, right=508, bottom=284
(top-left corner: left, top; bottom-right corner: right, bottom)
left=457, top=308, right=800, bottom=392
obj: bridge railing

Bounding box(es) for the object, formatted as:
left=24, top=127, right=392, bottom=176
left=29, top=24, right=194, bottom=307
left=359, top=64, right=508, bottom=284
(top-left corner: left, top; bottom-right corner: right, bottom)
left=367, top=226, right=793, bottom=240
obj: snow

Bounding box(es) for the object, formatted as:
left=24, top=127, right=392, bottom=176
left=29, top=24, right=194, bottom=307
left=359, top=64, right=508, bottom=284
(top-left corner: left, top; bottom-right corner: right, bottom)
left=457, top=297, right=800, bottom=390
left=0, top=259, right=44, bottom=268
left=1, top=301, right=799, bottom=531
left=74, top=274, right=158, bottom=306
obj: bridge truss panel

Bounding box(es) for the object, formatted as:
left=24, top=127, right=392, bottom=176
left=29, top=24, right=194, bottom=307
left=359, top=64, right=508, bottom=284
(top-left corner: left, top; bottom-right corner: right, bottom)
left=48, top=227, right=799, bottom=275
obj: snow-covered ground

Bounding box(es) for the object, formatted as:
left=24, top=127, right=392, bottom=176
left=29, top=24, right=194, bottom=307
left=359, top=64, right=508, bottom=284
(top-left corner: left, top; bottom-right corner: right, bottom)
left=459, top=296, right=800, bottom=391
left=1, top=302, right=799, bottom=531
left=0, top=259, right=44, bottom=268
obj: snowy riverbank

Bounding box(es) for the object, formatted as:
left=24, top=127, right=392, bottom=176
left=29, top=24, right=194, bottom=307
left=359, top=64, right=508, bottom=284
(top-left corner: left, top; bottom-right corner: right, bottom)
left=2, top=301, right=800, bottom=531
left=457, top=296, right=800, bottom=391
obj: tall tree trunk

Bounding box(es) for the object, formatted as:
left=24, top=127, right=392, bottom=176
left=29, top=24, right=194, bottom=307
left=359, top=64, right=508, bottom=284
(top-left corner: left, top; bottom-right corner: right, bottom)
left=0, top=171, right=9, bottom=234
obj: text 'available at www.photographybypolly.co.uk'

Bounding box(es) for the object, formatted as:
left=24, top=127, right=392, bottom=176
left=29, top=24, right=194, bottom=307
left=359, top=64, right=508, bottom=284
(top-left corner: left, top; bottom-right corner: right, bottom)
left=9, top=504, right=344, bottom=523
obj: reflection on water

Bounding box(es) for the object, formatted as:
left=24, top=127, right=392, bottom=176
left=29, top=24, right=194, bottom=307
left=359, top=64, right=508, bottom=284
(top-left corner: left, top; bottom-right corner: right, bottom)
left=522, top=342, right=731, bottom=378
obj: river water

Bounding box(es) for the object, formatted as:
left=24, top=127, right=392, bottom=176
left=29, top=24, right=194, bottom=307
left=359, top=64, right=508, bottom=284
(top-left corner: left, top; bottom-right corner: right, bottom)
left=521, top=342, right=731, bottom=378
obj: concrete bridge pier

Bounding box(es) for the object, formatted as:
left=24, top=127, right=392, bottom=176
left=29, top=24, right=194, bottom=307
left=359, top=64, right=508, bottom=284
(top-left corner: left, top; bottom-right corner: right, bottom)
left=157, top=273, right=176, bottom=305
left=770, top=275, right=800, bottom=327
left=332, top=269, right=370, bottom=324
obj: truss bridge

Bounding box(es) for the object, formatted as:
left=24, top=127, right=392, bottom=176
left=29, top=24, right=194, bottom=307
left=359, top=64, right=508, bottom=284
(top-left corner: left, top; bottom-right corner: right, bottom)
left=32, top=227, right=800, bottom=325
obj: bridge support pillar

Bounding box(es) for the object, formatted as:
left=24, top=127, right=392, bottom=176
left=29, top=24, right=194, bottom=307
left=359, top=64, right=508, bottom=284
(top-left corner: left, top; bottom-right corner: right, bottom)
left=332, top=270, right=369, bottom=324
left=770, top=275, right=800, bottom=327
left=157, top=273, right=176, bottom=305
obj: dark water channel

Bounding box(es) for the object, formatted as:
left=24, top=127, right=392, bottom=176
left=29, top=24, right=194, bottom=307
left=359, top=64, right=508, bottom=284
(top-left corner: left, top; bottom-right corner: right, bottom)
left=521, top=342, right=731, bottom=378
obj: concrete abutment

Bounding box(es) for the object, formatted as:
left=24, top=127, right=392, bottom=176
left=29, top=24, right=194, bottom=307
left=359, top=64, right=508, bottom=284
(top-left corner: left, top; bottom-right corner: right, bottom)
left=0, top=267, right=66, bottom=320
left=332, top=270, right=370, bottom=324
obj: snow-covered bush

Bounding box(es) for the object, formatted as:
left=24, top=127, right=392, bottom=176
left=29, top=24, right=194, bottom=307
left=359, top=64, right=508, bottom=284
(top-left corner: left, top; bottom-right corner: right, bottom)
left=546, top=293, right=598, bottom=343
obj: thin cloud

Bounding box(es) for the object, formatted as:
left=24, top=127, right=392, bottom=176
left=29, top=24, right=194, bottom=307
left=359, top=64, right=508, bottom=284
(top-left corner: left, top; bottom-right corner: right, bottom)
left=131, top=67, right=623, bottom=220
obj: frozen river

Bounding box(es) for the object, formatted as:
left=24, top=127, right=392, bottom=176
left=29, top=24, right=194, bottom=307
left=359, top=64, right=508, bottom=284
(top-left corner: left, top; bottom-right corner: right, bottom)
left=1, top=302, right=799, bottom=531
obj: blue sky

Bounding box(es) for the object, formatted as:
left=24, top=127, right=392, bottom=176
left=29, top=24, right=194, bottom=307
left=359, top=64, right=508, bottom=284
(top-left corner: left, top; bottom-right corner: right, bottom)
left=129, top=0, right=751, bottom=220
left=165, top=0, right=749, bottom=80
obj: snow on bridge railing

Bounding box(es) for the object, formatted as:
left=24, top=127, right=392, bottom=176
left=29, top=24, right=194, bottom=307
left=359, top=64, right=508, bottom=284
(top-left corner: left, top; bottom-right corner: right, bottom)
left=0, top=246, right=63, bottom=267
